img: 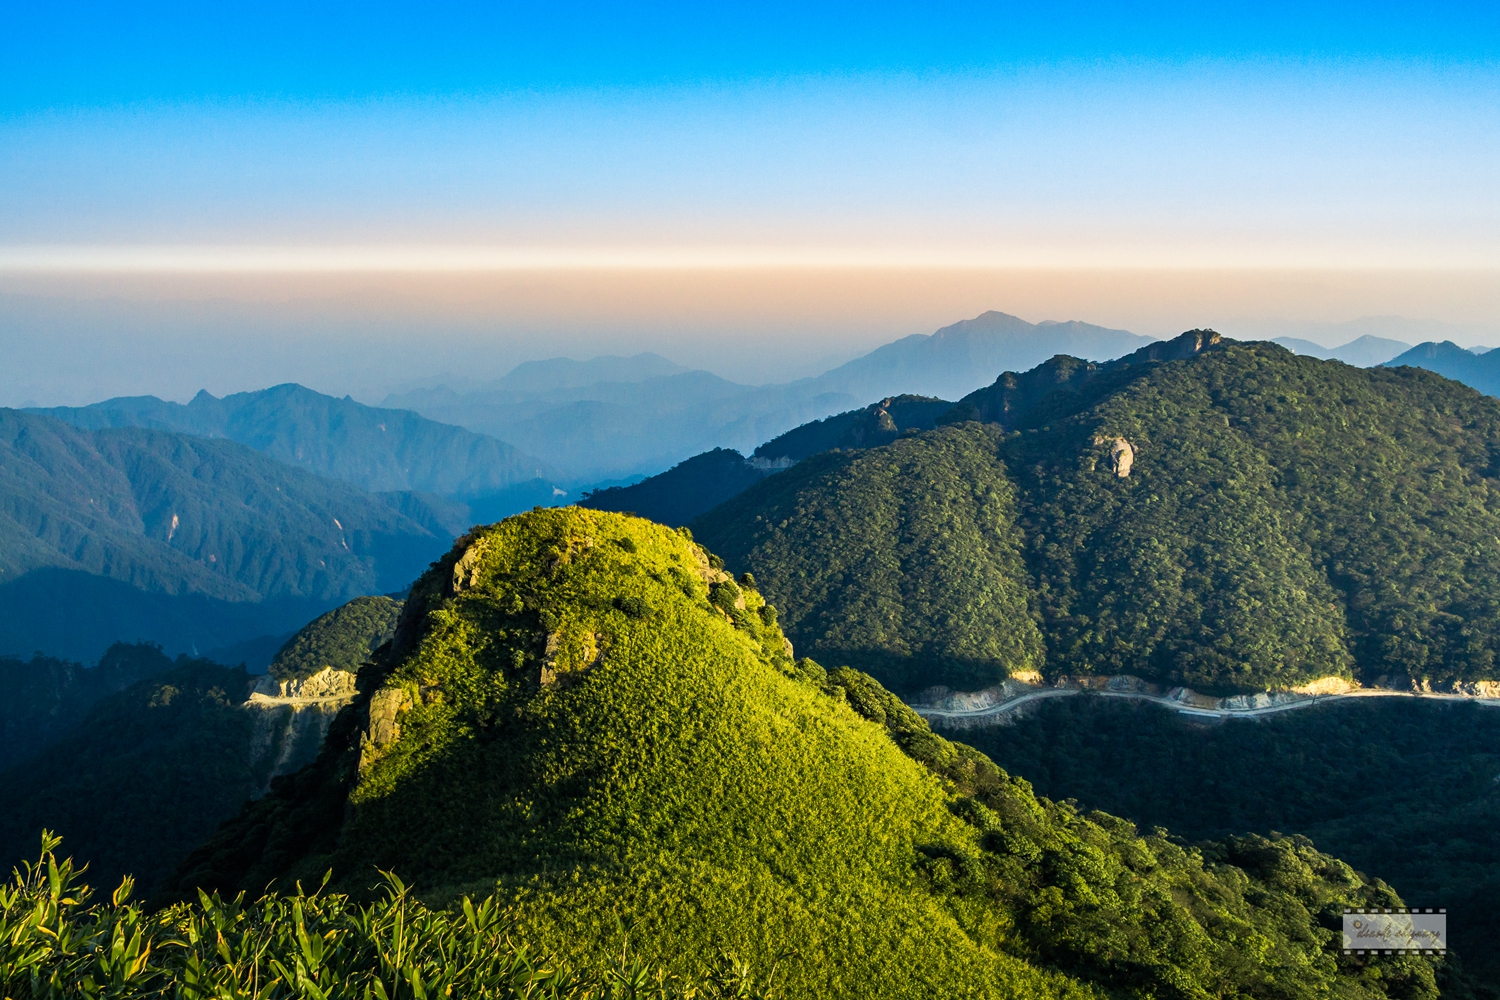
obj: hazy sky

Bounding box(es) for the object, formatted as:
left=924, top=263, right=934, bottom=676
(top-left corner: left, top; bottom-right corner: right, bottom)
left=3, top=2, right=1498, bottom=404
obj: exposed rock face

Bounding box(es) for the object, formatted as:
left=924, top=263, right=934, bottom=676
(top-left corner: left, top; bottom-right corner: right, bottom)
left=1291, top=676, right=1356, bottom=696
left=540, top=629, right=608, bottom=687
left=450, top=535, right=492, bottom=594
left=243, top=667, right=360, bottom=794
left=1093, top=436, right=1135, bottom=477
left=367, top=687, right=409, bottom=747
left=245, top=700, right=345, bottom=793
left=252, top=666, right=358, bottom=701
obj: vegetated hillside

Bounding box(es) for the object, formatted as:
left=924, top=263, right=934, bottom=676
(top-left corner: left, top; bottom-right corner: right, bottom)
left=0, top=642, right=179, bottom=771
left=696, top=425, right=1045, bottom=693
left=269, top=595, right=402, bottom=682
left=957, top=696, right=1500, bottom=991
left=0, top=594, right=409, bottom=898
left=30, top=382, right=560, bottom=500
left=580, top=448, right=772, bottom=527
left=0, top=661, right=272, bottom=896
left=752, top=394, right=955, bottom=462
left=1385, top=340, right=1500, bottom=397
left=698, top=332, right=1500, bottom=694
left=0, top=409, right=447, bottom=660
left=579, top=396, right=956, bottom=527
left=165, top=509, right=1436, bottom=1000
left=810, top=311, right=1154, bottom=402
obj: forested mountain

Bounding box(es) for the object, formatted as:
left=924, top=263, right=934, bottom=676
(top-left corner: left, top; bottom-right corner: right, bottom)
left=0, top=591, right=406, bottom=897
left=268, top=595, right=401, bottom=682
left=384, top=311, right=1153, bottom=482
left=0, top=642, right=179, bottom=771
left=0, top=660, right=266, bottom=896
left=961, top=696, right=1500, bottom=990
left=696, top=331, right=1500, bottom=694
left=579, top=447, right=773, bottom=527
left=30, top=382, right=560, bottom=500
left=0, top=409, right=447, bottom=660
left=752, top=394, right=955, bottom=462
left=163, top=510, right=1439, bottom=999
left=1385, top=340, right=1500, bottom=397
left=578, top=396, right=957, bottom=526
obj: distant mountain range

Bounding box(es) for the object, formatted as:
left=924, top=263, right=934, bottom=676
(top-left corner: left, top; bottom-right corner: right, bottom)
left=1229, top=314, right=1496, bottom=353
left=1382, top=340, right=1500, bottom=397
left=0, top=408, right=448, bottom=660
left=1269, top=334, right=1411, bottom=367
left=30, top=382, right=559, bottom=498
left=386, top=312, right=1156, bottom=481
left=805, top=312, right=1152, bottom=401
left=2, top=310, right=1156, bottom=659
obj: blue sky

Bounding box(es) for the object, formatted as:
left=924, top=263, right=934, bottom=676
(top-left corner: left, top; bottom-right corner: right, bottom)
left=1, top=2, right=1498, bottom=404
left=6, top=2, right=1499, bottom=110
left=4, top=1, right=1498, bottom=266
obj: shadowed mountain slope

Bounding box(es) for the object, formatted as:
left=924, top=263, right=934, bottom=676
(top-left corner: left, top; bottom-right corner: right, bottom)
left=0, top=408, right=446, bottom=659
left=578, top=396, right=956, bottom=527
left=697, top=332, right=1500, bottom=694
left=166, top=509, right=1436, bottom=999
left=579, top=448, right=772, bottom=527
left=0, top=660, right=267, bottom=897
left=30, top=382, right=558, bottom=498
left=0, top=642, right=179, bottom=772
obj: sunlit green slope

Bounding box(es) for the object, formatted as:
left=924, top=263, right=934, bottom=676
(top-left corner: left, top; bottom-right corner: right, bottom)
left=169, top=509, right=1434, bottom=1000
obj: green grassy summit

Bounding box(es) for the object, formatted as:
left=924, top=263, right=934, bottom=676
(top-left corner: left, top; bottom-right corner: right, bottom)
left=169, top=509, right=1435, bottom=999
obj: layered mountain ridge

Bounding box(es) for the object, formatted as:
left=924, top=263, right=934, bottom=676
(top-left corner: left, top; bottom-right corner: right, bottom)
left=693, top=331, right=1500, bottom=694
left=0, top=408, right=447, bottom=660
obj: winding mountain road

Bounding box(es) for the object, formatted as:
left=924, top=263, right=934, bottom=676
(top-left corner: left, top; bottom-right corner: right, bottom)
left=913, top=684, right=1500, bottom=725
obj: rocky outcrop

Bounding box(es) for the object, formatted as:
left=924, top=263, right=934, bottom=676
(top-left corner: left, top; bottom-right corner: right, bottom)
left=450, top=535, right=492, bottom=594
left=358, top=686, right=412, bottom=771
left=243, top=667, right=361, bottom=794
left=540, top=629, right=607, bottom=687
left=1094, top=437, right=1135, bottom=477
left=366, top=687, right=409, bottom=747
left=251, top=666, right=357, bottom=701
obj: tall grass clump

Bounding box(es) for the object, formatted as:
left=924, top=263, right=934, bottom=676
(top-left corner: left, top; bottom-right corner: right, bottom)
left=1, top=833, right=778, bottom=1000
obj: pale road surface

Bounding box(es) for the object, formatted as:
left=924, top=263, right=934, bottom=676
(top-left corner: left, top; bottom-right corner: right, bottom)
left=913, top=686, right=1500, bottom=724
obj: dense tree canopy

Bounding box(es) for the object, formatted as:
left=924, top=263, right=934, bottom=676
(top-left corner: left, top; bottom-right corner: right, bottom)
left=698, top=335, right=1500, bottom=693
